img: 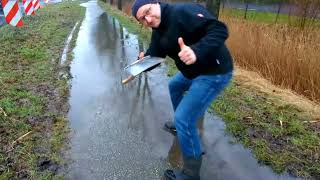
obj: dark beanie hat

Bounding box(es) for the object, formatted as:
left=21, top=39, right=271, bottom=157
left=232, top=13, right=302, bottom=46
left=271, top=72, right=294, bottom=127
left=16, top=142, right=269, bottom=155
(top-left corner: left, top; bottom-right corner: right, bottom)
left=131, top=0, right=158, bottom=18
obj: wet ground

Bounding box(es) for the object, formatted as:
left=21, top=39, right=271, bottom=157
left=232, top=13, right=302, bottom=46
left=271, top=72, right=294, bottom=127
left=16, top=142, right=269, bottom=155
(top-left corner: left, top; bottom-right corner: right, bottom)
left=66, top=1, right=300, bottom=179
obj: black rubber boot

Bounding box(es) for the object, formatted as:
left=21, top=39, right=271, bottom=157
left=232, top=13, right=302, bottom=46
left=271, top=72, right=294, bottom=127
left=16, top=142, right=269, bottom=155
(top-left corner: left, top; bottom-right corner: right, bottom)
left=163, top=121, right=177, bottom=136
left=164, top=156, right=202, bottom=180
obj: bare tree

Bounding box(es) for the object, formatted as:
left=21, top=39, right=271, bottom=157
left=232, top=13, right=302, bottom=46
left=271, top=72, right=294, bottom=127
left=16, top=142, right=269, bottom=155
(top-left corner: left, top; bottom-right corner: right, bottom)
left=290, top=0, right=318, bottom=27
left=275, top=1, right=283, bottom=23
left=118, top=0, right=122, bottom=10
left=206, top=0, right=221, bottom=18
left=244, top=0, right=249, bottom=19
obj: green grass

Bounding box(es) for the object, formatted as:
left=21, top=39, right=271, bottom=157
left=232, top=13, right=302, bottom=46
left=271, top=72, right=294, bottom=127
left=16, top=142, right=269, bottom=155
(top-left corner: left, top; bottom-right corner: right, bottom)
left=220, top=8, right=320, bottom=27
left=0, top=1, right=85, bottom=179
left=212, top=82, right=320, bottom=177
left=98, top=2, right=320, bottom=178
left=221, top=8, right=290, bottom=23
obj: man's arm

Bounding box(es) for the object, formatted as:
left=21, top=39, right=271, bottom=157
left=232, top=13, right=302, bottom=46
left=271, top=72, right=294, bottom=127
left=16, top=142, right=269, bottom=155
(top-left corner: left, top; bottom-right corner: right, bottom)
left=190, top=21, right=228, bottom=64
left=144, top=30, right=167, bottom=58
left=178, top=6, right=229, bottom=65
left=142, top=30, right=166, bottom=71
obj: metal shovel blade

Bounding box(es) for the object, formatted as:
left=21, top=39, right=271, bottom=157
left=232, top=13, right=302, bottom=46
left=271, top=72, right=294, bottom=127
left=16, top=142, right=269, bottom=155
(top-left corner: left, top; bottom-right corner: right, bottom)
left=124, top=56, right=165, bottom=76
left=122, top=56, right=165, bottom=84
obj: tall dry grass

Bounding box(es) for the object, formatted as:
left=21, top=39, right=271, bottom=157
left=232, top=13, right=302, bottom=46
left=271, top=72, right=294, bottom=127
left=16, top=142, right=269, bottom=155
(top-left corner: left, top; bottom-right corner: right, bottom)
left=223, top=17, right=320, bottom=102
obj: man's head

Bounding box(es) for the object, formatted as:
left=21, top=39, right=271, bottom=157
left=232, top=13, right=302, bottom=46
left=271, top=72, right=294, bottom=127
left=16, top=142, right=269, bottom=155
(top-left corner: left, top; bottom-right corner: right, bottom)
left=131, top=0, right=161, bottom=28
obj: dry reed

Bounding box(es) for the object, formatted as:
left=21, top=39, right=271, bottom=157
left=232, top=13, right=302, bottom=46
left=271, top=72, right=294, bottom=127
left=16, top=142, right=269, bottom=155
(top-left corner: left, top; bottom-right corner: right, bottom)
left=223, top=17, right=320, bottom=103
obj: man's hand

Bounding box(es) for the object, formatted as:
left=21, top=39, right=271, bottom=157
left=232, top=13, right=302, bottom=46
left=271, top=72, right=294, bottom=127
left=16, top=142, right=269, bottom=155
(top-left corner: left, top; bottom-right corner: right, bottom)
left=138, top=52, right=144, bottom=60
left=178, top=37, right=197, bottom=65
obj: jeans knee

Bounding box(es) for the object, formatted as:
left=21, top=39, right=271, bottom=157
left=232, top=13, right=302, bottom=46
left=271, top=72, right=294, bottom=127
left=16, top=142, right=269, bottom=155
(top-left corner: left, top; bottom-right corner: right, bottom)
left=168, top=78, right=177, bottom=94
left=174, top=113, right=186, bottom=131
left=174, top=113, right=197, bottom=134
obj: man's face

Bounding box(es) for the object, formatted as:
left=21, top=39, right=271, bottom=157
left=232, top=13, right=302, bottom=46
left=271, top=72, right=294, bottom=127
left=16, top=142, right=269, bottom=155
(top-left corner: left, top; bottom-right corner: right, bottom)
left=136, top=3, right=161, bottom=28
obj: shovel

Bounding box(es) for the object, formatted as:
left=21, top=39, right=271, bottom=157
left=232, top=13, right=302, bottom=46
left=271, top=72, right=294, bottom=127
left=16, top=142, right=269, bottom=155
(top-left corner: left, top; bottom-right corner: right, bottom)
left=122, top=56, right=165, bottom=84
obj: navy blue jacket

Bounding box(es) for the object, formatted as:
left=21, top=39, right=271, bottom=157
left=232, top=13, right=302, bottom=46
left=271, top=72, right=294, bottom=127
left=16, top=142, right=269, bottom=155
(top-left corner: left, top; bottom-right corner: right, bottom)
left=145, top=3, right=233, bottom=79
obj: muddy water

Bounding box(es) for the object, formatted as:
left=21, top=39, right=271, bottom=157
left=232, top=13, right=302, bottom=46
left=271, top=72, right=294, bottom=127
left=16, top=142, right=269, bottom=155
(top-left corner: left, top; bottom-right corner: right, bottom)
left=66, top=1, right=299, bottom=180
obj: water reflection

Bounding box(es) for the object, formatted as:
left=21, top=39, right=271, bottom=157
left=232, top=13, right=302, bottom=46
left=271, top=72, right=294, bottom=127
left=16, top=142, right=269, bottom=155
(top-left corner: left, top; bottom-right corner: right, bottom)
left=94, top=12, right=118, bottom=52
left=166, top=117, right=204, bottom=168
left=168, top=137, right=183, bottom=168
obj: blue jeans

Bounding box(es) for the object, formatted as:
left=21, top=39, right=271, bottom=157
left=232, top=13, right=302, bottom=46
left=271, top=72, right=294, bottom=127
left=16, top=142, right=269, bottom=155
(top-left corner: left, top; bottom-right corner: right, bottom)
left=168, top=71, right=233, bottom=158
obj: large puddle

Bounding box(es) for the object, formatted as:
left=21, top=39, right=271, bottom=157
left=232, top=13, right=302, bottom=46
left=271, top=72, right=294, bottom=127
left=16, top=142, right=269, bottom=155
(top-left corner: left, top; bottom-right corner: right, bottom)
left=66, top=1, right=299, bottom=179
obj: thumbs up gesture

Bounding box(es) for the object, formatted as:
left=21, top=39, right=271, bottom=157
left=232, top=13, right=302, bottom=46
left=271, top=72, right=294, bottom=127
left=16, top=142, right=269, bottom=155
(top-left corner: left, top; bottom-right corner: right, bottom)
left=178, top=37, right=197, bottom=65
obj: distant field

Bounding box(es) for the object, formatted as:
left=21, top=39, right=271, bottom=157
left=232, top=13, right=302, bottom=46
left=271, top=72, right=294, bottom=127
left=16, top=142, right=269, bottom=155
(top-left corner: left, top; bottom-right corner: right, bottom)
left=221, top=8, right=320, bottom=27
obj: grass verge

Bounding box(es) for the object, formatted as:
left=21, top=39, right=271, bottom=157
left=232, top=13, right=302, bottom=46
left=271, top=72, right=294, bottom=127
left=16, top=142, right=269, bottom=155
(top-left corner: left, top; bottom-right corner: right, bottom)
left=0, top=1, right=85, bottom=179
left=98, top=1, right=320, bottom=179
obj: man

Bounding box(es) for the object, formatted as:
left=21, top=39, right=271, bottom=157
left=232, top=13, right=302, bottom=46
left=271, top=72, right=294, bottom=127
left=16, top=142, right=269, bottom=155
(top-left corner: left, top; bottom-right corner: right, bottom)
left=131, top=0, right=233, bottom=179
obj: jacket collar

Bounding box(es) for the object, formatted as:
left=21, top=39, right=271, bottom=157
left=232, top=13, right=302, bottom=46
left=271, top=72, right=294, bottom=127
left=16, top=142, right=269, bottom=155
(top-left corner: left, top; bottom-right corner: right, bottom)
left=156, top=3, right=170, bottom=30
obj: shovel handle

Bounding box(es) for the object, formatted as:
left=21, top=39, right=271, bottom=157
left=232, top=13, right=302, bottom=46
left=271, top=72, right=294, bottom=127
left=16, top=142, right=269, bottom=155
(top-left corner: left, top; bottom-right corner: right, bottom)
left=122, top=75, right=135, bottom=84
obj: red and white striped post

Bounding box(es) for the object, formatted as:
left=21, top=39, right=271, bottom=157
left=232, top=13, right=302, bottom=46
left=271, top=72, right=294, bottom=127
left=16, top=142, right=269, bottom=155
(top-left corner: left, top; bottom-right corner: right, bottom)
left=22, top=0, right=34, bottom=16
left=32, top=0, right=40, bottom=11
left=1, top=0, right=23, bottom=27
